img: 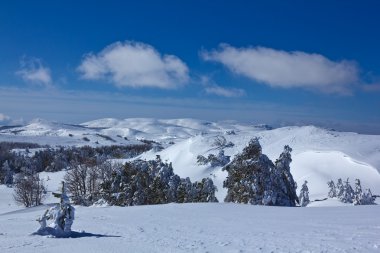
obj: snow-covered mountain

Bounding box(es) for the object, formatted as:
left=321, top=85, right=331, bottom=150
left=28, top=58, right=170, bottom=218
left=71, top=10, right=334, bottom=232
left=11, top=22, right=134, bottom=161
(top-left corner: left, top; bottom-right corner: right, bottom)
left=1, top=117, right=379, bottom=201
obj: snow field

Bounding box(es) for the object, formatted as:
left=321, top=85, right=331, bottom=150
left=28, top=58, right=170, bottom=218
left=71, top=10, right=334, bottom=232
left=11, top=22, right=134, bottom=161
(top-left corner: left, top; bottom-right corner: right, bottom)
left=1, top=203, right=380, bottom=253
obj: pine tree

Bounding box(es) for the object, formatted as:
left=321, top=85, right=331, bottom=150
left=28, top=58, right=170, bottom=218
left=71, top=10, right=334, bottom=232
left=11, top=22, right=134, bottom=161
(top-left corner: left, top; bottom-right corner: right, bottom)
left=362, top=189, right=375, bottom=205
left=340, top=178, right=354, bottom=203
left=299, top=181, right=310, bottom=207
left=353, top=179, right=363, bottom=205
left=327, top=180, right=336, bottom=198
left=223, top=138, right=298, bottom=206
left=273, top=145, right=299, bottom=206
left=336, top=178, right=344, bottom=198
left=2, top=160, right=14, bottom=186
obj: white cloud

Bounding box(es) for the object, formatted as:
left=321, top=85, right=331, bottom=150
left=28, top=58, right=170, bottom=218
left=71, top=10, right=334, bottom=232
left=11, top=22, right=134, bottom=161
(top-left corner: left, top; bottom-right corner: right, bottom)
left=78, top=41, right=189, bottom=89
left=16, top=57, right=52, bottom=87
left=0, top=113, right=23, bottom=126
left=200, top=75, right=245, bottom=98
left=0, top=113, right=10, bottom=122
left=205, top=85, right=246, bottom=97
left=201, top=44, right=359, bottom=94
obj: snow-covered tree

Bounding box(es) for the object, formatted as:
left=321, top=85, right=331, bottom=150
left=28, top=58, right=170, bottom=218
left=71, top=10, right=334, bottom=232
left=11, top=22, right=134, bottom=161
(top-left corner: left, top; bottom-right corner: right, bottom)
left=353, top=179, right=363, bottom=205
left=196, top=150, right=230, bottom=167
left=273, top=145, right=299, bottom=206
left=223, top=138, right=298, bottom=206
left=339, top=178, right=354, bottom=203
left=1, top=160, right=14, bottom=186
left=13, top=172, right=46, bottom=207
left=298, top=181, right=310, bottom=207
left=35, top=181, right=75, bottom=236
left=361, top=189, right=375, bottom=205
left=336, top=178, right=344, bottom=198
left=327, top=180, right=336, bottom=198
left=98, top=157, right=218, bottom=206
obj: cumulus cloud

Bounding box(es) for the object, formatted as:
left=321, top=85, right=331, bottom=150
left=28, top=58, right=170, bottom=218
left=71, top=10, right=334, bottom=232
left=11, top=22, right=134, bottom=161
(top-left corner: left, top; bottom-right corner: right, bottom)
left=201, top=44, right=359, bottom=94
left=16, top=57, right=52, bottom=87
left=78, top=41, right=189, bottom=89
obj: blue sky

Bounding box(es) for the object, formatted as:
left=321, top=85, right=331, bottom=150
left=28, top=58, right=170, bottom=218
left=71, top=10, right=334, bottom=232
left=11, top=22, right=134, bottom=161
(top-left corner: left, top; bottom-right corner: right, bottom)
left=0, top=0, right=379, bottom=133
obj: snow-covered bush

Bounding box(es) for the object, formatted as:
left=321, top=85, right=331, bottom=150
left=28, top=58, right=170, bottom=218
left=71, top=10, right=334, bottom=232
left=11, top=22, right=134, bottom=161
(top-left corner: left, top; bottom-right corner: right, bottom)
left=197, top=150, right=230, bottom=167
left=361, top=189, right=375, bottom=205
left=213, top=136, right=234, bottom=149
left=223, top=138, right=299, bottom=206
left=35, top=181, right=75, bottom=236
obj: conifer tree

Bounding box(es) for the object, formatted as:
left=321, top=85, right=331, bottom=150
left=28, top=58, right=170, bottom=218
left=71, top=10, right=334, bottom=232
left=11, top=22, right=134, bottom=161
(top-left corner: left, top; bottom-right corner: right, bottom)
left=340, top=178, right=354, bottom=203
left=299, top=181, right=310, bottom=207
left=336, top=178, right=344, bottom=198
left=2, top=160, right=14, bottom=186
left=223, top=138, right=298, bottom=206
left=327, top=180, right=336, bottom=198
left=362, top=189, right=375, bottom=205
left=273, top=145, right=299, bottom=206
left=353, top=179, right=363, bottom=205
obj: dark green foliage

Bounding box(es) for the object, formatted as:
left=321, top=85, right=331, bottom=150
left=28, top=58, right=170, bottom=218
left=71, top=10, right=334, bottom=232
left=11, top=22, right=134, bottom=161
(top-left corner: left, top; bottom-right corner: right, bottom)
left=223, top=138, right=299, bottom=206
left=101, top=156, right=218, bottom=206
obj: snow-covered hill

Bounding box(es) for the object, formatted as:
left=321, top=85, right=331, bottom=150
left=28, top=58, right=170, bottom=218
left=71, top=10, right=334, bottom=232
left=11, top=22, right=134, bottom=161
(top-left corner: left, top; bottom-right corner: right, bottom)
left=1, top=118, right=380, bottom=252
left=1, top=118, right=380, bottom=201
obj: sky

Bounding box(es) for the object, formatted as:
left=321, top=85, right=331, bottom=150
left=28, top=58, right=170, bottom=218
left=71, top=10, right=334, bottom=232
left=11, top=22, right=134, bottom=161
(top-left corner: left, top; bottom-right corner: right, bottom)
left=0, top=0, right=380, bottom=133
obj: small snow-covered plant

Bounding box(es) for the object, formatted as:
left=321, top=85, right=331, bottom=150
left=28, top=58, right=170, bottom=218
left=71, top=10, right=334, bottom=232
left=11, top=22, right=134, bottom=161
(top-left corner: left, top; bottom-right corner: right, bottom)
left=196, top=155, right=208, bottom=165
left=35, top=181, right=75, bottom=236
left=213, top=136, right=227, bottom=149
left=299, top=181, right=310, bottom=207
left=327, top=180, right=336, bottom=198
left=196, top=150, right=230, bottom=167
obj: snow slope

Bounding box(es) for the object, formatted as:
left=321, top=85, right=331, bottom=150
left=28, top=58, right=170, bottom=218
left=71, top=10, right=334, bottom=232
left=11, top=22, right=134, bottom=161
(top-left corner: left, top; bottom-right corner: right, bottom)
left=1, top=118, right=380, bottom=201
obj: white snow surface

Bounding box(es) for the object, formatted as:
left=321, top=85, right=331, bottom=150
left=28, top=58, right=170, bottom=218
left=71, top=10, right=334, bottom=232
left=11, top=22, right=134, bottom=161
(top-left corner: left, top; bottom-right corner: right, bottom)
left=1, top=118, right=380, bottom=252
left=0, top=202, right=380, bottom=253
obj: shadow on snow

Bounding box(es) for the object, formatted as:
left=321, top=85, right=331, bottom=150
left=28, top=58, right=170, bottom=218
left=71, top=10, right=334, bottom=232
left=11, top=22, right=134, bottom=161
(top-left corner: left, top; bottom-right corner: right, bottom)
left=31, top=227, right=121, bottom=238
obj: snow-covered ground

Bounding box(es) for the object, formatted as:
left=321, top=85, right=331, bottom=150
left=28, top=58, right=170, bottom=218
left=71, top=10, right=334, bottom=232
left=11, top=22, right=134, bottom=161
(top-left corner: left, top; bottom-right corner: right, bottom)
left=1, top=118, right=380, bottom=252
left=1, top=202, right=380, bottom=253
